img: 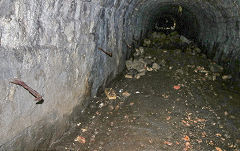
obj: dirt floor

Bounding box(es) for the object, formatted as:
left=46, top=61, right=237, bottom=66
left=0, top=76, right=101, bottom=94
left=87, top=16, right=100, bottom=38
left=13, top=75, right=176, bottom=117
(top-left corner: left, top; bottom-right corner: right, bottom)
left=51, top=32, right=240, bottom=151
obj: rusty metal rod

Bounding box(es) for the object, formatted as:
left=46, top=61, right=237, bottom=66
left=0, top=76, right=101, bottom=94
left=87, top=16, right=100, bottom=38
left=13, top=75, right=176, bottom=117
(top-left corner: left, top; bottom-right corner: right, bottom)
left=98, top=47, right=112, bottom=57
left=10, top=79, right=44, bottom=103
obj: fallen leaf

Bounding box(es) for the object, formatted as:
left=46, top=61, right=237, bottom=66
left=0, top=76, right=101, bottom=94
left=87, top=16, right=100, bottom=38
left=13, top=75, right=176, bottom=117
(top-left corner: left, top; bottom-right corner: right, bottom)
left=173, top=85, right=181, bottom=90
left=216, top=133, right=222, bottom=137
left=74, top=136, right=86, bottom=144
left=122, top=91, right=131, bottom=97
left=166, top=116, right=171, bottom=120
left=183, top=135, right=190, bottom=141
left=81, top=128, right=87, bottom=132
left=130, top=102, right=134, bottom=106
left=215, top=147, right=222, bottom=151
left=164, top=141, right=173, bottom=146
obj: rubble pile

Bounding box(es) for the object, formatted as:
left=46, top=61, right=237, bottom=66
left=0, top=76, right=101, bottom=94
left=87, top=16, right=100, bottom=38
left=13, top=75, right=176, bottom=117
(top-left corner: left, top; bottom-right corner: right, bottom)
left=125, top=31, right=232, bottom=81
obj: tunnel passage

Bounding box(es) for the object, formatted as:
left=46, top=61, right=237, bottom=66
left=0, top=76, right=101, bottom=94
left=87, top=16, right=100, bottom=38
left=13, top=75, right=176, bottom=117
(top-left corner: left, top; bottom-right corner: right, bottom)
left=0, top=0, right=240, bottom=150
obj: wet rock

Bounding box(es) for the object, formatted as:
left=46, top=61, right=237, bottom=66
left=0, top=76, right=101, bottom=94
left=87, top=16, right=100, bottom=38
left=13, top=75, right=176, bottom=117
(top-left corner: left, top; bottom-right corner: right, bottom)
left=125, top=69, right=139, bottom=79
left=209, top=63, right=224, bottom=73
left=128, top=69, right=139, bottom=75
left=152, top=63, right=160, bottom=71
left=222, top=75, right=232, bottom=80
left=180, top=35, right=192, bottom=44
left=126, top=60, right=145, bottom=72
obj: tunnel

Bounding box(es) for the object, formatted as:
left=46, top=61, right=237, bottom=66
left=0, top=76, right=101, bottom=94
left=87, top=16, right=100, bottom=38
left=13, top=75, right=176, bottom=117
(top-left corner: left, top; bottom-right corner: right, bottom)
left=0, top=0, right=240, bottom=150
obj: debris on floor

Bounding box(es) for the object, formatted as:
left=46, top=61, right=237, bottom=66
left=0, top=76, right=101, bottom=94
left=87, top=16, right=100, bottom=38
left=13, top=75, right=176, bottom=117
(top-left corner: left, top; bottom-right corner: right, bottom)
left=51, top=31, right=239, bottom=151
left=104, top=88, right=117, bottom=100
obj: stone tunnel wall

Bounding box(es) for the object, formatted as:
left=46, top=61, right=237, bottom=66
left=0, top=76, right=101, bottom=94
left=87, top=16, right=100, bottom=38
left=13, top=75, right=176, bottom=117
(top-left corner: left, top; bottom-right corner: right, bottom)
left=0, top=0, right=239, bottom=150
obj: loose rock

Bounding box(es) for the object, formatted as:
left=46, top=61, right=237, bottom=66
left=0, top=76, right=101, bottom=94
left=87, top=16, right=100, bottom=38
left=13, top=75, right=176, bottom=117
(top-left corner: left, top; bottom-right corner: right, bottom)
left=152, top=63, right=160, bottom=71
left=222, top=75, right=232, bottom=80
left=209, top=63, right=224, bottom=73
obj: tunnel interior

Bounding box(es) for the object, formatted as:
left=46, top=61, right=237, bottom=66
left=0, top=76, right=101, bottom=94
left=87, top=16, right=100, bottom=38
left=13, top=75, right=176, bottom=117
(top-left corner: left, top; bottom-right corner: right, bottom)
left=0, top=0, right=240, bottom=150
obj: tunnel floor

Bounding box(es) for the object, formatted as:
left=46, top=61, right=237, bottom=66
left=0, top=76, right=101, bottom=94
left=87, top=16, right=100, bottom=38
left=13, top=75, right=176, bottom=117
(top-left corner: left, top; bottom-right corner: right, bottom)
left=51, top=32, right=240, bottom=151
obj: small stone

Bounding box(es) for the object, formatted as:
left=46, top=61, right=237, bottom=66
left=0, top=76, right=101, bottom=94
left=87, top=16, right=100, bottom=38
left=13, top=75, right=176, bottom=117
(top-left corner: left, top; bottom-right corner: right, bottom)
left=222, top=75, right=232, bottom=80
left=99, top=103, right=104, bottom=108
left=135, top=74, right=141, bottom=79
left=128, top=69, right=139, bottom=76
left=152, top=63, right=160, bottom=71
left=209, top=63, right=223, bottom=73
left=147, top=67, right=153, bottom=71
left=125, top=74, right=133, bottom=79
left=126, top=59, right=145, bottom=72
left=180, top=35, right=192, bottom=44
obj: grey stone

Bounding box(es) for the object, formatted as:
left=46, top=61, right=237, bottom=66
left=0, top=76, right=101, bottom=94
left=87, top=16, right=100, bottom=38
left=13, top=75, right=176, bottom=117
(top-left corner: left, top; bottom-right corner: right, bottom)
left=180, top=35, right=192, bottom=44
left=209, top=63, right=224, bottom=73
left=152, top=63, right=160, bottom=71
left=126, top=60, right=145, bottom=72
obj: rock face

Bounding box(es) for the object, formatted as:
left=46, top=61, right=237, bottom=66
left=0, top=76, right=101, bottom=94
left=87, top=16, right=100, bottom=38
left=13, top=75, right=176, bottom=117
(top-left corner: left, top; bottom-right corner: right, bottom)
left=0, top=0, right=240, bottom=150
